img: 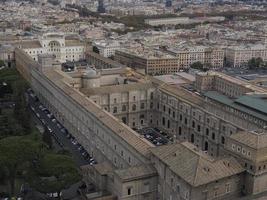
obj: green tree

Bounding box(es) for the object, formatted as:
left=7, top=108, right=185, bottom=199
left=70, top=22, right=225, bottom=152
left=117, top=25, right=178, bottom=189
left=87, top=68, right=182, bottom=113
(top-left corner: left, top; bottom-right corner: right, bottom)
left=42, top=127, right=53, bottom=149
left=30, top=154, right=81, bottom=196
left=12, top=79, right=31, bottom=132
left=0, top=136, right=42, bottom=196
left=248, top=57, right=263, bottom=69
left=190, top=61, right=204, bottom=70
left=255, top=57, right=263, bottom=67
left=92, top=46, right=100, bottom=54
left=0, top=59, right=5, bottom=67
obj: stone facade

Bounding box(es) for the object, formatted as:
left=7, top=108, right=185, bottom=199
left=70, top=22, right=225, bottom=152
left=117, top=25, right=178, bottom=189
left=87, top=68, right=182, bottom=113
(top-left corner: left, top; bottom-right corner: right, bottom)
left=14, top=47, right=267, bottom=200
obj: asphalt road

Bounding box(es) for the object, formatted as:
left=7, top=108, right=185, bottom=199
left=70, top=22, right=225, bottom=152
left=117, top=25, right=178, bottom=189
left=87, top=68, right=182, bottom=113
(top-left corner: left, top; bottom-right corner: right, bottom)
left=26, top=92, right=95, bottom=199
left=28, top=93, right=90, bottom=167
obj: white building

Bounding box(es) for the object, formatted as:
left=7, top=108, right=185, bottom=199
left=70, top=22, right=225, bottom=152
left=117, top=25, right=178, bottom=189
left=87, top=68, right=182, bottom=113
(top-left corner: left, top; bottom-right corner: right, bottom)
left=93, top=40, right=120, bottom=58
left=16, top=32, right=85, bottom=63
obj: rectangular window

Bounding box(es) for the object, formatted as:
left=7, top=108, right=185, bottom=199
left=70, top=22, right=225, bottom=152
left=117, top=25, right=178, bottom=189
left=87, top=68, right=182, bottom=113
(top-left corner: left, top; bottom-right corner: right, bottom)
left=226, top=184, right=230, bottom=193
left=144, top=182, right=150, bottom=192
left=127, top=187, right=132, bottom=195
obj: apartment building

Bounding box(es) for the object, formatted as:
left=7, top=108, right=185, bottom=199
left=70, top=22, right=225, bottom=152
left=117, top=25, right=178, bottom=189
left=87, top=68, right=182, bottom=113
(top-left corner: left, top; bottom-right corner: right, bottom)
left=93, top=40, right=120, bottom=58
left=15, top=47, right=267, bottom=200
left=114, top=48, right=180, bottom=75
left=225, top=44, right=267, bottom=68
left=167, top=46, right=225, bottom=69
left=85, top=50, right=126, bottom=69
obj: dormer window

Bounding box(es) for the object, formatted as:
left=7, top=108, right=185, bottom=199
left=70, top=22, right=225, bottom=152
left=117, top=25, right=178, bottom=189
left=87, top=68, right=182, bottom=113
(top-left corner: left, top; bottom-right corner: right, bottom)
left=231, top=144, right=235, bottom=151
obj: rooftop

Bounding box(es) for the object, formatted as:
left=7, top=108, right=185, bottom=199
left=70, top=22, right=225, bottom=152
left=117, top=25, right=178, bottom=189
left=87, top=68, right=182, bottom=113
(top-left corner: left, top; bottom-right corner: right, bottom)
left=150, top=142, right=244, bottom=187
left=204, top=91, right=267, bottom=122
left=44, top=69, right=154, bottom=159
left=230, top=130, right=267, bottom=150
left=114, top=164, right=157, bottom=182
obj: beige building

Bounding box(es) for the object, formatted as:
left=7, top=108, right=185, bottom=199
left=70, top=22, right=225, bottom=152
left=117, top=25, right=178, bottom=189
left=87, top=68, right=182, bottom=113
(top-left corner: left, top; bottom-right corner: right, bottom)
left=114, top=48, right=180, bottom=75
left=225, top=44, right=267, bottom=68
left=151, top=142, right=244, bottom=200
left=167, top=46, right=225, bottom=69
left=114, top=46, right=224, bottom=75
left=15, top=47, right=267, bottom=200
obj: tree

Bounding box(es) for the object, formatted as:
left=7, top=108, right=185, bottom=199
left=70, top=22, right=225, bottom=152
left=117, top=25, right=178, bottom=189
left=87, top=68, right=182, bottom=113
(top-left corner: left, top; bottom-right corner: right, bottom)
left=12, top=79, right=31, bottom=132
left=42, top=127, right=53, bottom=149
left=0, top=59, right=5, bottom=67
left=190, top=61, right=204, bottom=70
left=255, top=57, right=263, bottom=67
left=92, top=46, right=100, bottom=54
left=30, top=154, right=81, bottom=196
left=248, top=57, right=263, bottom=69
left=0, top=136, right=42, bottom=196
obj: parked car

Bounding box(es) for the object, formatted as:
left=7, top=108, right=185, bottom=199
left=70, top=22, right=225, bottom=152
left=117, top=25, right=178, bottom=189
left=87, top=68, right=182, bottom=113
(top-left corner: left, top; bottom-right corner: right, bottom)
left=47, top=126, right=52, bottom=133
left=71, top=138, right=78, bottom=145
left=60, top=128, right=67, bottom=134
left=47, top=113, right=54, bottom=119
left=41, top=119, right=46, bottom=124
left=56, top=123, right=62, bottom=129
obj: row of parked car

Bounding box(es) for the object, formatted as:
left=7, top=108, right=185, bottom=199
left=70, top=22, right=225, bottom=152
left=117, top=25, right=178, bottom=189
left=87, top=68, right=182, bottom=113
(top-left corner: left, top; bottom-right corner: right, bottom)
left=138, top=128, right=171, bottom=146
left=27, top=88, right=97, bottom=166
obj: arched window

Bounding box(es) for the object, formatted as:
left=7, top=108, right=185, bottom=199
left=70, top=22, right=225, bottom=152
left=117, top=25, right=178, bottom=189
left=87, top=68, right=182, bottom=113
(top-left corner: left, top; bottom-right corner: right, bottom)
left=178, top=127, right=182, bottom=135
left=212, top=132, right=215, bottom=140
left=192, top=121, right=195, bottom=128
left=167, top=120, right=170, bottom=128
left=122, top=105, right=126, bottom=112
left=204, top=141, right=209, bottom=151
left=122, top=117, right=127, bottom=124
left=150, top=92, right=154, bottom=99
left=113, top=107, right=117, bottom=113
left=132, top=104, right=136, bottom=111
left=191, top=134, right=195, bottom=143
left=221, top=136, right=225, bottom=144
left=206, top=128, right=209, bottom=136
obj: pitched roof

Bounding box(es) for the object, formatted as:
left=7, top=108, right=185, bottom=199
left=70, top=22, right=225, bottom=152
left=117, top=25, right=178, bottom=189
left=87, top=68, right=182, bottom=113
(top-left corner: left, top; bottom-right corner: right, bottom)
left=114, top=164, right=157, bottom=182
left=150, top=142, right=244, bottom=187
left=230, top=130, right=267, bottom=150
left=43, top=69, right=154, bottom=160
